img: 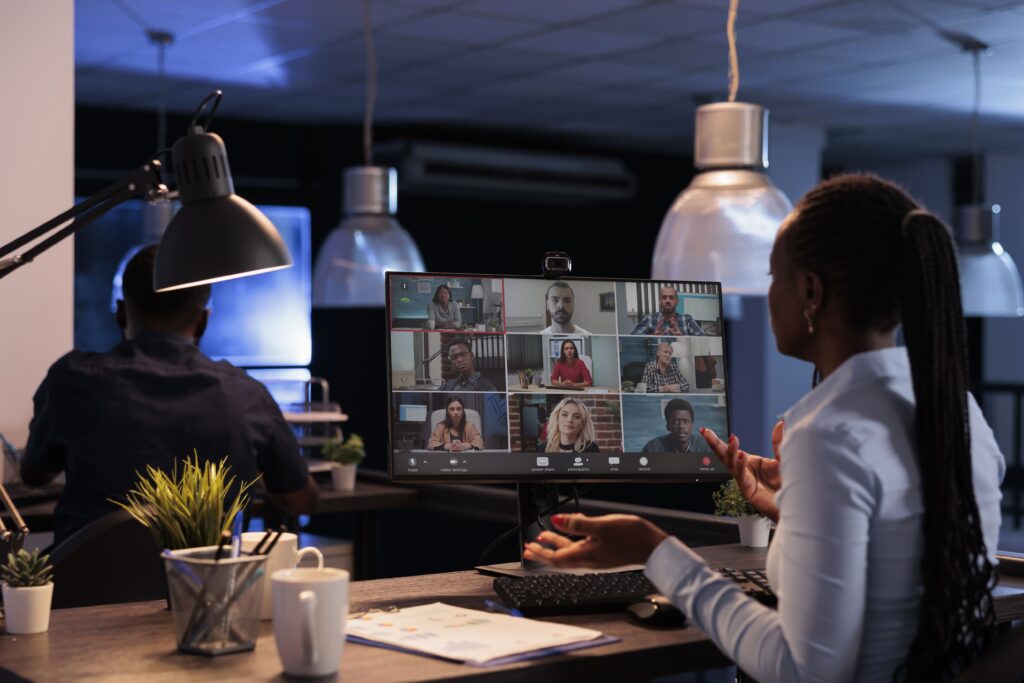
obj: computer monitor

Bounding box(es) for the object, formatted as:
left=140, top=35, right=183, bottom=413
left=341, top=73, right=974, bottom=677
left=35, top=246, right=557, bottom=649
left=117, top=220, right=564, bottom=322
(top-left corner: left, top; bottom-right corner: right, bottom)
left=73, top=199, right=311, bottom=368
left=385, top=272, right=731, bottom=484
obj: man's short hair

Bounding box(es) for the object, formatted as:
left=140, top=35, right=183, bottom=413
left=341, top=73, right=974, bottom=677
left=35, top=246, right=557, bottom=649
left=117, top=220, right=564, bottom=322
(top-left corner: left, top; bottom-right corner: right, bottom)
left=546, top=281, right=574, bottom=298
left=446, top=337, right=472, bottom=356
left=660, top=285, right=679, bottom=297
left=122, top=245, right=211, bottom=327
left=664, top=398, right=695, bottom=421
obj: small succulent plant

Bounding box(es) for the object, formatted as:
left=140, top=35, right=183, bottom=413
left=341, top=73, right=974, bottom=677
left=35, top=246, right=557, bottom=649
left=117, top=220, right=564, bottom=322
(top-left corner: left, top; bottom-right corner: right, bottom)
left=1, top=548, right=53, bottom=588
left=321, top=433, right=366, bottom=466
left=712, top=478, right=760, bottom=518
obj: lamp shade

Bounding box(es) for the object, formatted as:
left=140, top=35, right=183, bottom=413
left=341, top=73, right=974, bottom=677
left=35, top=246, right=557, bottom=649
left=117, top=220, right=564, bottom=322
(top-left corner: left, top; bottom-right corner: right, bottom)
left=470, top=284, right=484, bottom=300
left=956, top=205, right=1024, bottom=317
left=154, top=129, right=292, bottom=292
left=312, top=167, right=425, bottom=307
left=652, top=103, right=791, bottom=294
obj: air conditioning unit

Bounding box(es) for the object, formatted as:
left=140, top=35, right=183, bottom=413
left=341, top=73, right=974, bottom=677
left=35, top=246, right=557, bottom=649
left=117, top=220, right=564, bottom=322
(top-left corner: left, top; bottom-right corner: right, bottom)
left=375, top=141, right=637, bottom=204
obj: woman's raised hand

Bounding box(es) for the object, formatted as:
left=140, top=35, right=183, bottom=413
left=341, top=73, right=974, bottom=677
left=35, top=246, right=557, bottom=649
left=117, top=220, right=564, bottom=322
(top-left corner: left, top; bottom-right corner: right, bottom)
left=523, top=514, right=669, bottom=569
left=701, top=421, right=784, bottom=522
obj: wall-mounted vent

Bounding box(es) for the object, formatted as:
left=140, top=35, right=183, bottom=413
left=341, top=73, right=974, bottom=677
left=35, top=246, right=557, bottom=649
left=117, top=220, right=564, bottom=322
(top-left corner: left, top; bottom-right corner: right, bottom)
left=376, top=141, right=637, bottom=204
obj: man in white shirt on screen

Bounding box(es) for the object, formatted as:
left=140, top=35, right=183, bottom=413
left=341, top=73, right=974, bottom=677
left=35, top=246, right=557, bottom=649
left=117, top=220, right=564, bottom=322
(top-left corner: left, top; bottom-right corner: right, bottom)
left=539, top=281, right=590, bottom=335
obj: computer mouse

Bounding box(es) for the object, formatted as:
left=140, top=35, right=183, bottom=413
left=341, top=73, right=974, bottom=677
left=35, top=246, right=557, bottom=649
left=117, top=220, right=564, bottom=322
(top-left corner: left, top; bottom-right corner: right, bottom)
left=625, top=594, right=686, bottom=628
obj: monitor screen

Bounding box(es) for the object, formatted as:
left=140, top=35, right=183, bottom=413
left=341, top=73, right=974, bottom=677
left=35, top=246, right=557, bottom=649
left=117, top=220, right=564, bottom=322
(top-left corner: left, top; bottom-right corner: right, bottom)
left=74, top=200, right=312, bottom=368
left=386, top=272, right=731, bottom=482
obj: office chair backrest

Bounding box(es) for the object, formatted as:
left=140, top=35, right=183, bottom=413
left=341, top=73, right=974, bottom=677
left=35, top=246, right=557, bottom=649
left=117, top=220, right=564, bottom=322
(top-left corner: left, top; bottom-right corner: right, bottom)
left=951, top=622, right=1024, bottom=683
left=579, top=354, right=593, bottom=378
left=50, top=509, right=166, bottom=608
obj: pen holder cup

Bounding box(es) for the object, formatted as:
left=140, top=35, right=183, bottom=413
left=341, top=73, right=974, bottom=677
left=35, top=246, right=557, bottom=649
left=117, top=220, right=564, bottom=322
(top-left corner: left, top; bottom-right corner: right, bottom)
left=163, top=546, right=268, bottom=656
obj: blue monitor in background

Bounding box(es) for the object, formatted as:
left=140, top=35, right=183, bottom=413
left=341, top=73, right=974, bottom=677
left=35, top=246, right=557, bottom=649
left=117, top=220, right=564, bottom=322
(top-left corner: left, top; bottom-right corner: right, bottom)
left=73, top=199, right=312, bottom=368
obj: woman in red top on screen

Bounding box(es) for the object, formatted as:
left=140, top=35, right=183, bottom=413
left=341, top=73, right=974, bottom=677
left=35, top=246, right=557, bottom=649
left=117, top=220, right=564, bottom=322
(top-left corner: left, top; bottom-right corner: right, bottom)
left=549, top=339, right=592, bottom=390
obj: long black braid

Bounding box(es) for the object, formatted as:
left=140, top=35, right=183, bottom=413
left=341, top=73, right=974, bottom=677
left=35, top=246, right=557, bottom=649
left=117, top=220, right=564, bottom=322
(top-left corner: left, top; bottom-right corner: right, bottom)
left=783, top=174, right=995, bottom=681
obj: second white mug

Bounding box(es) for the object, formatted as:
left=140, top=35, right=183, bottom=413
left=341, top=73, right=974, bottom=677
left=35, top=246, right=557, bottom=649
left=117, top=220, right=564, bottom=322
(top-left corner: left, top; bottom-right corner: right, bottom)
left=241, top=531, right=324, bottom=620
left=272, top=567, right=349, bottom=677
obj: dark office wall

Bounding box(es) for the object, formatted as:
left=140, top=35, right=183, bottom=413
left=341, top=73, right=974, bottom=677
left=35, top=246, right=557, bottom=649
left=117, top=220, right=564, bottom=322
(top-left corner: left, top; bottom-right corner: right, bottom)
left=76, top=107, right=719, bottom=570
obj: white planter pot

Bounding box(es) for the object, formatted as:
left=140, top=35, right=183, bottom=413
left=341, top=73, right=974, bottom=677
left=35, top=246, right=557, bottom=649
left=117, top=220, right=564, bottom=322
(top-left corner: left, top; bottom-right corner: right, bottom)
left=2, top=582, right=54, bottom=634
left=737, top=515, right=771, bottom=548
left=330, top=463, right=358, bottom=492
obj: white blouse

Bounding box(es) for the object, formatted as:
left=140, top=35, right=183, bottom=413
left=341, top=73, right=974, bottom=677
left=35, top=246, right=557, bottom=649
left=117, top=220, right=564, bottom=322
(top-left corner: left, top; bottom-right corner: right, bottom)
left=645, top=347, right=1005, bottom=683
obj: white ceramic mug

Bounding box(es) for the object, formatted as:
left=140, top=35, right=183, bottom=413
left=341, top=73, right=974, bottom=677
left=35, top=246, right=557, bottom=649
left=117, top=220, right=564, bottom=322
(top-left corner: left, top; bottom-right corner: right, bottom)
left=272, top=567, right=349, bottom=677
left=242, top=531, right=324, bottom=620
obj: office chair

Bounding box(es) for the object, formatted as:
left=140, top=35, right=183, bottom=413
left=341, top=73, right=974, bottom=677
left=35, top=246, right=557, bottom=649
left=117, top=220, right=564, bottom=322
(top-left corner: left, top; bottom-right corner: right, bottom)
left=622, top=362, right=646, bottom=386
left=49, top=509, right=166, bottom=608
left=951, top=622, right=1024, bottom=683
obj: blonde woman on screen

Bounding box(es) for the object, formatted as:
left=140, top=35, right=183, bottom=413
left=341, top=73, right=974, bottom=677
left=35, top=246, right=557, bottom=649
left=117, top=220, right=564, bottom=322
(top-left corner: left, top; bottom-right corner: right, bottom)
left=543, top=397, right=600, bottom=453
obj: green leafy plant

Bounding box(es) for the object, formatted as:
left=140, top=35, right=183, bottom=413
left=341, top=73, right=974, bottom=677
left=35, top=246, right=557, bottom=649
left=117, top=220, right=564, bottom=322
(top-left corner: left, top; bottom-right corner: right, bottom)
left=321, top=433, right=366, bottom=466
left=113, top=452, right=257, bottom=550
left=2, top=548, right=53, bottom=588
left=621, top=380, right=635, bottom=393
left=712, top=478, right=760, bottom=517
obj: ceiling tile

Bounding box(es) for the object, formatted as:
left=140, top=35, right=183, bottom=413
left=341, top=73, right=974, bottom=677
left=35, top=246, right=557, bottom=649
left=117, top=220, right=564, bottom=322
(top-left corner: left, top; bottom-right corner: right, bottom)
left=735, top=18, right=867, bottom=51
left=584, top=3, right=725, bottom=38
left=462, top=0, right=640, bottom=23
left=424, top=47, right=565, bottom=77
left=379, top=11, right=538, bottom=44
left=540, top=60, right=679, bottom=86
left=503, top=26, right=660, bottom=57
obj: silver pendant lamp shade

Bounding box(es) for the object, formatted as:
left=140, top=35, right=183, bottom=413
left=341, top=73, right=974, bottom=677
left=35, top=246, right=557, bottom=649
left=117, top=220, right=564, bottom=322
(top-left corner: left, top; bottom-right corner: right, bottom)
left=312, top=166, right=425, bottom=307
left=652, top=102, right=791, bottom=294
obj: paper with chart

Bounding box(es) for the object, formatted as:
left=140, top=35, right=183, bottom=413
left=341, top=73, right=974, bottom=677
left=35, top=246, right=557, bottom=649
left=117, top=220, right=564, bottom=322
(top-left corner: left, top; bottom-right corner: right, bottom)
left=346, top=602, right=605, bottom=665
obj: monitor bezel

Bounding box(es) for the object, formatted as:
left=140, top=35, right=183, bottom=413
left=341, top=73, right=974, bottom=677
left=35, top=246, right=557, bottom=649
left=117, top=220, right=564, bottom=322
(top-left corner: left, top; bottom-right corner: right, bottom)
left=385, top=270, right=732, bottom=484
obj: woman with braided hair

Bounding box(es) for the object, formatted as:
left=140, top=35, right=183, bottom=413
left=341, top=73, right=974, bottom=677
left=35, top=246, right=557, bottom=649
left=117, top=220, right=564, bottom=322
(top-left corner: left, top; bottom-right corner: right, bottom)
left=524, top=174, right=1005, bottom=682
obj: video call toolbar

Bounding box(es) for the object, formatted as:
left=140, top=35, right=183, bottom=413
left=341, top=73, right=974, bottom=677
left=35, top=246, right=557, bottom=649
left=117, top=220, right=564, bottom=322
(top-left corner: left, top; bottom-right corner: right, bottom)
left=386, top=273, right=731, bottom=480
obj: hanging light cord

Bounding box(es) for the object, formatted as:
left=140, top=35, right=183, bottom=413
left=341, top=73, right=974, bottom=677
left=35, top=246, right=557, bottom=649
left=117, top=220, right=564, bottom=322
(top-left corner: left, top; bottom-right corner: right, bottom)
left=363, top=0, right=379, bottom=166
left=970, top=49, right=982, bottom=206
left=726, top=0, right=740, bottom=102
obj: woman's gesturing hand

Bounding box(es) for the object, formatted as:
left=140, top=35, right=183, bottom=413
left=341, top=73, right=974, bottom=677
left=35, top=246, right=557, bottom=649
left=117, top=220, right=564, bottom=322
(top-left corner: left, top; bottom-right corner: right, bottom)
left=523, top=514, right=668, bottom=569
left=701, top=421, right=784, bottom=522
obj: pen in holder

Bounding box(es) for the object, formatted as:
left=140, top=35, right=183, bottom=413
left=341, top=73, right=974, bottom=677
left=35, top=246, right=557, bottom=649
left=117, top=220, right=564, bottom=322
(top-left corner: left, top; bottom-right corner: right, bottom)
left=163, top=546, right=267, bottom=656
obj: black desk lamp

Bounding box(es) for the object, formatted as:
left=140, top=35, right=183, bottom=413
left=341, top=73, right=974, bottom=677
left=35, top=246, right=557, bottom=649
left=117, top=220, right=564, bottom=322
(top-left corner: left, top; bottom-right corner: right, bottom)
left=0, top=91, right=292, bottom=289
left=0, top=91, right=293, bottom=551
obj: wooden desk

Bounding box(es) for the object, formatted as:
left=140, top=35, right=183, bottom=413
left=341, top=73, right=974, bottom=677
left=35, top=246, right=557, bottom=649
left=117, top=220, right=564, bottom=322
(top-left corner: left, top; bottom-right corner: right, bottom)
left=2, top=545, right=1022, bottom=682
left=15, top=480, right=418, bottom=580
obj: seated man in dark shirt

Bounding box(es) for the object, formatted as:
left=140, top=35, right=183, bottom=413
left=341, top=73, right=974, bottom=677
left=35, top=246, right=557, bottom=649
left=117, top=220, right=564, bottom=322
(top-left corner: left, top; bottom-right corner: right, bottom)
left=642, top=398, right=711, bottom=454
left=438, top=338, right=496, bottom=392
left=21, top=245, right=318, bottom=545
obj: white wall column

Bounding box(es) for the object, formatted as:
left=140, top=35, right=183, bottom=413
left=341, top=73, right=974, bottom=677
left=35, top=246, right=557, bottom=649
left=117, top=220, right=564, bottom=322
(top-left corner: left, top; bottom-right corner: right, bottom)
left=0, top=3, right=75, bottom=452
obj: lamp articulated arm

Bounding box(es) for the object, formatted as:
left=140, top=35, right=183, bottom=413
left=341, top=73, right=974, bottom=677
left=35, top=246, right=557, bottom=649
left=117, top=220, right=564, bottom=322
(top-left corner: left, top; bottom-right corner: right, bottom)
left=0, top=161, right=167, bottom=281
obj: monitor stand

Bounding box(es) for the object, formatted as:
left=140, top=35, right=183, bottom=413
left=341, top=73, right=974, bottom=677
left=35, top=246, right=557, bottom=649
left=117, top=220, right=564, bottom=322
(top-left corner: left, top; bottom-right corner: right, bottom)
left=475, top=483, right=565, bottom=577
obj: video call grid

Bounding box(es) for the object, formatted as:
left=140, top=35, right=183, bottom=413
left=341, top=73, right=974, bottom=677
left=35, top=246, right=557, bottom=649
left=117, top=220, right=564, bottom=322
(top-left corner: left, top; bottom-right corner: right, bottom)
left=387, top=274, right=727, bottom=461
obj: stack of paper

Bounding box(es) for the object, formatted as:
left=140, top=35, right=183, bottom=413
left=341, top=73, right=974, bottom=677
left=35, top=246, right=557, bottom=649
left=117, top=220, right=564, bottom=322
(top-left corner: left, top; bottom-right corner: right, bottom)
left=346, top=602, right=617, bottom=667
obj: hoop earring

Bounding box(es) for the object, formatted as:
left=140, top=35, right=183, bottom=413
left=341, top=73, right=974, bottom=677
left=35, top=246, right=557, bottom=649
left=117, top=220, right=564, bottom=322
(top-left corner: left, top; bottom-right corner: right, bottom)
left=803, top=309, right=815, bottom=335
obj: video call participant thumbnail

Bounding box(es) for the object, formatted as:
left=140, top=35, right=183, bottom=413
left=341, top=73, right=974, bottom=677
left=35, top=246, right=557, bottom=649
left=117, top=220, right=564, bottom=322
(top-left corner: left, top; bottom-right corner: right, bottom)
left=542, top=397, right=600, bottom=453
left=541, top=281, right=590, bottom=335
left=428, top=395, right=483, bottom=451
left=440, top=337, right=496, bottom=392
left=425, top=284, right=461, bottom=330
left=632, top=286, right=704, bottom=336
left=550, top=339, right=593, bottom=390
left=642, top=341, right=689, bottom=393
left=642, top=398, right=711, bottom=454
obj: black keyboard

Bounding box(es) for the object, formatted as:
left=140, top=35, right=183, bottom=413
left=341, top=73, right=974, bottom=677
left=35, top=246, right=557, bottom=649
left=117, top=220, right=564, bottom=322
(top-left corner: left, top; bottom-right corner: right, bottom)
left=492, top=567, right=776, bottom=617
left=1, top=481, right=64, bottom=507
left=493, top=570, right=657, bottom=616
left=716, top=567, right=777, bottom=607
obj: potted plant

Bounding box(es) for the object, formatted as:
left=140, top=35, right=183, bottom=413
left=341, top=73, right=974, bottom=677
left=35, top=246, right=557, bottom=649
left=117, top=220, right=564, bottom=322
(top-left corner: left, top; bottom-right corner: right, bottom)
left=321, top=434, right=366, bottom=492
left=621, top=380, right=635, bottom=393
left=113, top=453, right=256, bottom=550
left=713, top=478, right=770, bottom=547
left=517, top=368, right=534, bottom=389
left=2, top=548, right=54, bottom=634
